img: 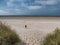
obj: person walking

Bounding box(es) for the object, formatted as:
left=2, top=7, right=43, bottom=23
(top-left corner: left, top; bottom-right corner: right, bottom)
left=25, top=25, right=27, bottom=28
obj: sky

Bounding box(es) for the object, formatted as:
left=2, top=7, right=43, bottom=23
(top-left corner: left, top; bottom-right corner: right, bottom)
left=0, top=0, right=60, bottom=16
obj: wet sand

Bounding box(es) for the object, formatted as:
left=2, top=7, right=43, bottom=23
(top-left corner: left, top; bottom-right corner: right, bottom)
left=0, top=17, right=60, bottom=45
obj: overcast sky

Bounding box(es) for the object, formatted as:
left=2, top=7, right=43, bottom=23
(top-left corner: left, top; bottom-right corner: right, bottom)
left=0, top=0, right=60, bottom=16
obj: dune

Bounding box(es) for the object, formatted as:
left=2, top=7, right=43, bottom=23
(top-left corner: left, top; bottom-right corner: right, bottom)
left=0, top=17, right=60, bottom=45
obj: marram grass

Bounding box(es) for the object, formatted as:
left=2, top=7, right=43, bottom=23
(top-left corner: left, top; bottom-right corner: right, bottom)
left=43, top=28, right=60, bottom=45
left=0, top=22, right=26, bottom=45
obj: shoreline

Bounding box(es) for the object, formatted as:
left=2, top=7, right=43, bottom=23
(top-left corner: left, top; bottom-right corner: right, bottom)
left=0, top=17, right=60, bottom=19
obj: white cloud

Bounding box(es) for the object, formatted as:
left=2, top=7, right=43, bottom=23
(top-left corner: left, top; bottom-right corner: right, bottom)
left=35, top=0, right=58, bottom=5
left=7, top=0, right=57, bottom=10
left=3, top=0, right=60, bottom=15
left=7, top=0, right=26, bottom=8
left=46, top=0, right=57, bottom=5
left=7, top=0, right=15, bottom=7
left=15, top=9, right=26, bottom=14
left=7, top=1, right=13, bottom=7
left=0, top=10, right=10, bottom=15
left=27, top=6, right=42, bottom=10
left=0, top=10, right=9, bottom=15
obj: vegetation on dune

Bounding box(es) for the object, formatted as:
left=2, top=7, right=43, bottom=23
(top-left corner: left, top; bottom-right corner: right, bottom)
left=43, top=28, right=60, bottom=45
left=0, top=22, right=26, bottom=45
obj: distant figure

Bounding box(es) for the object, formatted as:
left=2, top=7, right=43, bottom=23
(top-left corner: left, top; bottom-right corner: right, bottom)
left=25, top=25, right=27, bottom=28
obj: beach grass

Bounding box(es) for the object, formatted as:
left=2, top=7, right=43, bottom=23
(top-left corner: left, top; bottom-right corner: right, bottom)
left=0, top=22, right=26, bottom=45
left=43, top=28, right=60, bottom=45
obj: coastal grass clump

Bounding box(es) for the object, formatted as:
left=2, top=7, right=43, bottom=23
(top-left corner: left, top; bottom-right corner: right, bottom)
left=43, top=28, right=60, bottom=45
left=0, top=22, right=23, bottom=45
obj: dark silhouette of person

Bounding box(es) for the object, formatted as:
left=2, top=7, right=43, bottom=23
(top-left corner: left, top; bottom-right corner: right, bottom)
left=25, top=25, right=27, bottom=28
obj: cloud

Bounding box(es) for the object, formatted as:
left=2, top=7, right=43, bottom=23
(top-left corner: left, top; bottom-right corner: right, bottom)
left=0, top=10, right=9, bottom=15
left=6, top=0, right=59, bottom=9
left=34, top=0, right=58, bottom=5
left=46, top=0, right=57, bottom=5
left=7, top=1, right=14, bottom=7
left=0, top=0, right=60, bottom=15
left=7, top=0, right=22, bottom=7
left=27, top=6, right=42, bottom=10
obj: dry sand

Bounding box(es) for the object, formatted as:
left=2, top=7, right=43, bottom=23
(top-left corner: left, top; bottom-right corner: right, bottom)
left=0, top=17, right=60, bottom=45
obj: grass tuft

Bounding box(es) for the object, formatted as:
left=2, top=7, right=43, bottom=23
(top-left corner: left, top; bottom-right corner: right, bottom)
left=43, top=28, right=60, bottom=45
left=0, top=22, right=26, bottom=45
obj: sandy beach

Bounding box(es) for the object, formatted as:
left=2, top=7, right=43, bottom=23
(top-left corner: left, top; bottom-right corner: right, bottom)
left=0, top=17, right=60, bottom=45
